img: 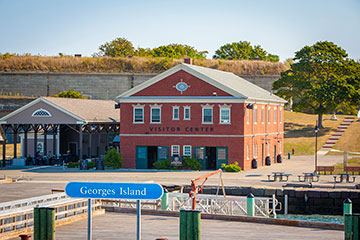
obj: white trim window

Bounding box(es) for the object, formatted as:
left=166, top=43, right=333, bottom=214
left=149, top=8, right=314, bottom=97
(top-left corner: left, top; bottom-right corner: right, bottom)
left=280, top=107, right=282, bottom=123
left=219, top=104, right=231, bottom=124
left=32, top=108, right=52, bottom=117
left=279, top=141, right=282, bottom=154
left=274, top=107, right=277, bottom=123
left=246, top=109, right=250, bottom=125
left=201, top=104, right=214, bottom=124
left=183, top=145, right=192, bottom=157
left=173, top=106, right=179, bottom=120
left=254, top=107, right=258, bottom=124
left=133, top=104, right=144, bottom=124
left=253, top=144, right=258, bottom=158
left=150, top=104, right=162, bottom=124
left=268, top=107, right=271, bottom=124
left=261, top=107, right=264, bottom=124
left=171, top=145, right=180, bottom=156
left=184, top=106, right=191, bottom=120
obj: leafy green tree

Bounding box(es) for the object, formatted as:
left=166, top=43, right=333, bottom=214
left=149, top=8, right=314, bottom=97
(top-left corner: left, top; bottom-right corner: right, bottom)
left=98, top=37, right=135, bottom=57
left=213, top=41, right=279, bottom=62
left=272, top=41, right=360, bottom=128
left=53, top=89, right=86, bottom=99
left=104, top=148, right=122, bottom=169
left=147, top=44, right=207, bottom=59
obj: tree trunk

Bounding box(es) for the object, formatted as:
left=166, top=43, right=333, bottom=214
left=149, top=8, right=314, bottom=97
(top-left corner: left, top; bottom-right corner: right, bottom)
left=318, top=113, right=324, bottom=129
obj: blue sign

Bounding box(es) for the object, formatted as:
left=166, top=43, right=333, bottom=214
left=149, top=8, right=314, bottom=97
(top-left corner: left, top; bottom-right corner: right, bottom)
left=65, top=182, right=163, bottom=200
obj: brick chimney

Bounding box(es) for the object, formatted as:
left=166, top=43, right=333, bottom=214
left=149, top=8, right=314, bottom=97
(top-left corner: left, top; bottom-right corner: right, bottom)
left=184, top=58, right=192, bottom=64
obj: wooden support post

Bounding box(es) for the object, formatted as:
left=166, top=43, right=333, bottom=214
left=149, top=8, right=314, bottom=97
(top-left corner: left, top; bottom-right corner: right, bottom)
left=2, top=139, right=6, bottom=168
left=34, top=208, right=40, bottom=240
left=13, top=127, right=17, bottom=159
left=34, top=127, right=38, bottom=160
left=345, top=214, right=353, bottom=240
left=192, top=210, right=201, bottom=240
left=24, top=129, right=28, bottom=158
left=88, top=132, right=92, bottom=158
left=40, top=208, right=47, bottom=240
left=44, top=127, right=48, bottom=158
left=46, top=208, right=55, bottom=240
left=12, top=216, right=16, bottom=230
left=79, top=125, right=83, bottom=160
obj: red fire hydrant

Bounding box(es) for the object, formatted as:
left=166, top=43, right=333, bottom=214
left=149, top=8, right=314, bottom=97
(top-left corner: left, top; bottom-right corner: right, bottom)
left=292, top=148, right=295, bottom=155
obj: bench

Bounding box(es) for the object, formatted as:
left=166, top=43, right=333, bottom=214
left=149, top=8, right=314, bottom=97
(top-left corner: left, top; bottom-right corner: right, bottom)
left=316, top=166, right=334, bottom=175
left=344, top=166, right=360, bottom=175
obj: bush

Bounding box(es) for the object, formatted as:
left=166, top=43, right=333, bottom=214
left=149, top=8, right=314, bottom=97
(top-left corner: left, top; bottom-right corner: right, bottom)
left=221, top=161, right=242, bottom=172
left=67, top=161, right=80, bottom=168
left=153, top=158, right=171, bottom=169
left=104, top=148, right=122, bottom=169
left=183, top=157, right=202, bottom=170
left=87, top=161, right=95, bottom=169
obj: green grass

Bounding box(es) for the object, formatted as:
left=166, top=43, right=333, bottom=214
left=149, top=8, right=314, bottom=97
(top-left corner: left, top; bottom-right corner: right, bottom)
left=284, top=111, right=354, bottom=155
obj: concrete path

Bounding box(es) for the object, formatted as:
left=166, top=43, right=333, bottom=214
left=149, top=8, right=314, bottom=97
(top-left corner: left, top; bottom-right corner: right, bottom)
left=0, top=155, right=357, bottom=203
left=53, top=212, right=343, bottom=240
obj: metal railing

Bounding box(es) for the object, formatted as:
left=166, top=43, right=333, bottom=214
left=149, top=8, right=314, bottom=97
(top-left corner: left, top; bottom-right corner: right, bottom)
left=0, top=194, right=102, bottom=239
left=167, top=193, right=272, bottom=217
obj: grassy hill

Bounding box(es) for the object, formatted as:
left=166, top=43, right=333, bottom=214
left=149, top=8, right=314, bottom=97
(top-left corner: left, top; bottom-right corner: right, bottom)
left=284, top=111, right=359, bottom=155
left=0, top=55, right=287, bottom=75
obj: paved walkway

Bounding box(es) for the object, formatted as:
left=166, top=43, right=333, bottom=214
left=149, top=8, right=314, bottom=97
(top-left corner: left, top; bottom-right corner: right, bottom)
left=0, top=155, right=358, bottom=203
left=53, top=212, right=343, bottom=240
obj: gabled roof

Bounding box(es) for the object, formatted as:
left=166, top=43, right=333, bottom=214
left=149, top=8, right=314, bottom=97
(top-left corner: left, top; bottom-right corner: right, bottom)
left=0, top=97, right=119, bottom=124
left=116, top=63, right=286, bottom=103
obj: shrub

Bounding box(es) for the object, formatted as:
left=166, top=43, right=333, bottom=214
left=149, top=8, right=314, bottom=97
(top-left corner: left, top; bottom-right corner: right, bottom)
left=221, top=161, right=242, bottom=172
left=104, top=148, right=122, bottom=169
left=153, top=158, right=171, bottom=169
left=67, top=161, right=80, bottom=168
left=183, top=156, right=202, bottom=170
left=87, top=161, right=95, bottom=169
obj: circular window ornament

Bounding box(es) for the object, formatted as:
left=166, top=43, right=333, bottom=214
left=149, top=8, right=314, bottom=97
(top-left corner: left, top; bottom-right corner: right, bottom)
left=176, top=82, right=188, bottom=92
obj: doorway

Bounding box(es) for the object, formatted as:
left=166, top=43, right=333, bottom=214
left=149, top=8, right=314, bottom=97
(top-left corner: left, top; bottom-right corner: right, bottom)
left=205, top=147, right=217, bottom=170
left=261, top=144, right=264, bottom=166
left=147, top=146, right=158, bottom=169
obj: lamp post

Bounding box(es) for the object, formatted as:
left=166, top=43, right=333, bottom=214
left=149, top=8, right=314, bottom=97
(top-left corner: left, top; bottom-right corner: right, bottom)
left=314, top=121, right=319, bottom=174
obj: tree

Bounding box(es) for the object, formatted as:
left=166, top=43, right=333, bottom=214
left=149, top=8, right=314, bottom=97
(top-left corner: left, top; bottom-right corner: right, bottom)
left=53, top=89, right=86, bottom=99
left=272, top=41, right=360, bottom=128
left=213, top=41, right=279, bottom=62
left=146, top=44, right=207, bottom=59
left=98, top=37, right=135, bottom=57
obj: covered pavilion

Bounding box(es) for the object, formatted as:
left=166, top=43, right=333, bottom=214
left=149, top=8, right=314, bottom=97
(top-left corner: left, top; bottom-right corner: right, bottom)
left=0, top=97, right=119, bottom=167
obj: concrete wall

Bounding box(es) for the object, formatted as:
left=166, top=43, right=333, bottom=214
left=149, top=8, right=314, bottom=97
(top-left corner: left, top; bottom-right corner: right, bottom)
left=0, top=72, right=280, bottom=100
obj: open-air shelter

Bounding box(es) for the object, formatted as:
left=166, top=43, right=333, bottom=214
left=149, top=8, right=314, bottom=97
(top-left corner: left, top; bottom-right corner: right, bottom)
left=0, top=97, right=119, bottom=167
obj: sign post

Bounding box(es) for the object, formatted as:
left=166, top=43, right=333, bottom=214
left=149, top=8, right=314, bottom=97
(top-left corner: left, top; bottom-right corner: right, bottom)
left=65, top=182, right=163, bottom=240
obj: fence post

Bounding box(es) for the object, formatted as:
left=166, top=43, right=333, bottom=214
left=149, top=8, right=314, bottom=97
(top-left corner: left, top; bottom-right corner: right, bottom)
left=247, top=193, right=255, bottom=217
left=345, top=214, right=353, bottom=240
left=186, top=210, right=193, bottom=240
left=46, top=208, right=55, bottom=240
left=39, top=208, right=47, bottom=240
left=192, top=210, right=201, bottom=240
left=353, top=214, right=359, bottom=240
left=344, top=198, right=352, bottom=216
left=179, top=210, right=187, bottom=240
left=161, top=190, right=168, bottom=210
left=33, top=208, right=40, bottom=240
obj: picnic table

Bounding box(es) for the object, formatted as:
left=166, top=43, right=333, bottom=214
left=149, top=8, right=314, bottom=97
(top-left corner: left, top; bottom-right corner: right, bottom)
left=298, top=172, right=319, bottom=182
left=267, top=172, right=290, bottom=182
left=334, top=173, right=356, bottom=183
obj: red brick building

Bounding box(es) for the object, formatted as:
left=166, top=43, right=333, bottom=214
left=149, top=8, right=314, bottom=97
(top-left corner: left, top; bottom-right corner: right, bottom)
left=116, top=63, right=286, bottom=170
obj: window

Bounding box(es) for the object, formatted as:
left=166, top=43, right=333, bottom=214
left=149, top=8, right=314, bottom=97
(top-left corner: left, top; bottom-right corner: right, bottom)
left=183, top=145, right=192, bottom=157
left=150, top=105, right=162, bottom=123
left=274, top=108, right=277, bottom=123
left=246, top=109, right=250, bottom=124
left=171, top=145, right=180, bottom=156
left=280, top=107, right=282, bottom=123
left=279, top=141, right=282, bottom=153
left=173, top=106, right=179, bottom=120
left=247, top=145, right=249, bottom=160
left=253, top=144, right=258, bottom=158
left=254, top=107, right=258, bottom=124
left=133, top=105, right=144, bottom=123
left=268, top=108, right=271, bottom=124
left=261, top=107, right=264, bottom=124
left=184, top=106, right=190, bottom=120
left=219, top=105, right=231, bottom=124
left=32, top=108, right=51, bottom=117
left=202, top=104, right=214, bottom=124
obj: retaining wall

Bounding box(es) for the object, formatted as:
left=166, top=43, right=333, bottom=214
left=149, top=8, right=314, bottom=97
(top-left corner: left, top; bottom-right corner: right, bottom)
left=0, top=72, right=280, bottom=100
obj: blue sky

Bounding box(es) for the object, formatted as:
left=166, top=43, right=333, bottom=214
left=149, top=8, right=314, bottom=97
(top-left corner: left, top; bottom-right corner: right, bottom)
left=0, top=0, right=359, bottom=61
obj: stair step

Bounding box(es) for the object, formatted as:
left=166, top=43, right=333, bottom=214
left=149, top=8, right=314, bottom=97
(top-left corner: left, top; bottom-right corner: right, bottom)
left=322, top=146, right=333, bottom=148
left=326, top=142, right=336, bottom=144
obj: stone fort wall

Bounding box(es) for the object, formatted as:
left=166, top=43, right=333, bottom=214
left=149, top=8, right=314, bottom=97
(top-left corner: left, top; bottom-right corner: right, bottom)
left=0, top=72, right=280, bottom=100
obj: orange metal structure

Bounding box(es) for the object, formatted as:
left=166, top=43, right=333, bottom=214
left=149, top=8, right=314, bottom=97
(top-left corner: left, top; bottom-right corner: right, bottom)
left=189, top=169, right=223, bottom=210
